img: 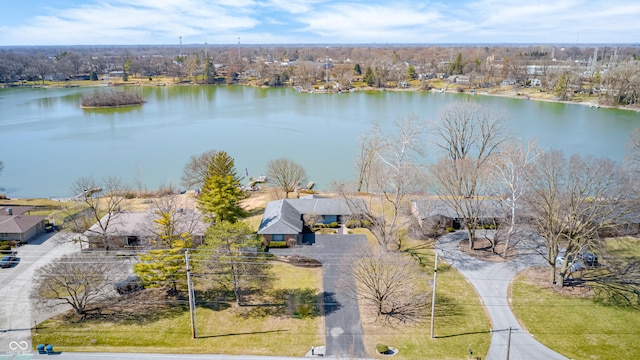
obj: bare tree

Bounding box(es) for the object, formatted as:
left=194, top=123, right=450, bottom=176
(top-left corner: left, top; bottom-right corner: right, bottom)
left=341, top=245, right=428, bottom=324
left=31, top=253, right=127, bottom=318
left=144, top=195, right=204, bottom=248
left=180, top=149, right=217, bottom=190
left=70, top=176, right=129, bottom=250
left=265, top=157, right=308, bottom=199
left=355, top=133, right=381, bottom=193
left=430, top=101, right=507, bottom=250
left=340, top=115, right=427, bottom=250
left=490, top=139, right=539, bottom=257
left=525, top=151, right=630, bottom=285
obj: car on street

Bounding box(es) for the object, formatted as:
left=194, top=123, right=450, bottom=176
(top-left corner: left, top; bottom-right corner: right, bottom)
left=0, top=254, right=18, bottom=268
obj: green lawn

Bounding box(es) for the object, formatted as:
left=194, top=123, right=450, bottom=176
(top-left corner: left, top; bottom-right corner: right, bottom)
left=511, top=237, right=640, bottom=360
left=33, top=262, right=323, bottom=356
left=511, top=273, right=640, bottom=360
left=360, top=240, right=491, bottom=359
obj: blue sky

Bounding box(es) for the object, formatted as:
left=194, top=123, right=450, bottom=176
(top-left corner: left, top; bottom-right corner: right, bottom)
left=1, top=0, right=639, bottom=45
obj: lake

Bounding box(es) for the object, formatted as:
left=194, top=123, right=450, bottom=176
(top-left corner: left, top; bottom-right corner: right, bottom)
left=1, top=85, right=639, bottom=198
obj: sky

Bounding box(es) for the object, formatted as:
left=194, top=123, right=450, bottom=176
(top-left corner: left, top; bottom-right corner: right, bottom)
left=0, top=0, right=639, bottom=46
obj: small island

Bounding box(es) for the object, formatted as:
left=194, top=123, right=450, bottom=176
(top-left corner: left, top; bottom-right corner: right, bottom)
left=81, top=90, right=144, bottom=108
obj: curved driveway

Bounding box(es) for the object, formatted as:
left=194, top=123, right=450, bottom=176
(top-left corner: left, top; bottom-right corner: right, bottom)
left=437, top=231, right=567, bottom=360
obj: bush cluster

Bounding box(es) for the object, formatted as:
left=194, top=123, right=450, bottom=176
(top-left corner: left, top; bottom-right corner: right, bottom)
left=345, top=219, right=371, bottom=228
left=268, top=241, right=288, bottom=248
left=81, top=90, right=144, bottom=108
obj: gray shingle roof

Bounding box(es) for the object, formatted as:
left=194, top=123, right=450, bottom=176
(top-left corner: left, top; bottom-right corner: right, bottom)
left=257, top=200, right=303, bottom=235
left=257, top=197, right=362, bottom=235
left=0, top=214, right=46, bottom=233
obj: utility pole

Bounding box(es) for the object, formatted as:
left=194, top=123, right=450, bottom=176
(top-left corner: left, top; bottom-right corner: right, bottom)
left=506, top=326, right=512, bottom=360
left=430, top=250, right=439, bottom=339
left=185, top=250, right=198, bottom=339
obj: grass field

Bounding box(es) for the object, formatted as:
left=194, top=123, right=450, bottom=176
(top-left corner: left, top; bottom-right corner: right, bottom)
left=32, top=262, right=323, bottom=356
left=358, top=239, right=491, bottom=360
left=511, top=237, right=640, bottom=360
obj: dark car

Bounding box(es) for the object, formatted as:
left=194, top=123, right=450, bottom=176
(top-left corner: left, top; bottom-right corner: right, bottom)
left=0, top=255, right=18, bottom=268
left=114, top=275, right=144, bottom=295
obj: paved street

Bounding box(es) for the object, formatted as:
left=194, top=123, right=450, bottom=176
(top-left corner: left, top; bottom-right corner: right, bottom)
left=437, top=231, right=568, bottom=360
left=0, top=232, right=80, bottom=356
left=271, top=234, right=370, bottom=359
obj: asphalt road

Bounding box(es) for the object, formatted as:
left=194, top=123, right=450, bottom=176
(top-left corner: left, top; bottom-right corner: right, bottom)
left=0, top=232, right=80, bottom=357
left=271, top=234, right=370, bottom=359
left=437, top=231, right=568, bottom=360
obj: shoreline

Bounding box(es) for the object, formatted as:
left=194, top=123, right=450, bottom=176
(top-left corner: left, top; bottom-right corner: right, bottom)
left=4, top=79, right=639, bottom=112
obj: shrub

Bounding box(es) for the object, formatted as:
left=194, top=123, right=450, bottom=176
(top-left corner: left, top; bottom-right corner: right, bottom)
left=446, top=227, right=455, bottom=232
left=328, top=222, right=339, bottom=228
left=376, top=343, right=390, bottom=354
left=268, top=241, right=288, bottom=248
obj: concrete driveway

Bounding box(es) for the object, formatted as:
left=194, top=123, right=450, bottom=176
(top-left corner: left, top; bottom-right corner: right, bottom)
left=270, top=234, right=370, bottom=359
left=437, top=231, right=568, bottom=360
left=0, top=232, right=80, bottom=356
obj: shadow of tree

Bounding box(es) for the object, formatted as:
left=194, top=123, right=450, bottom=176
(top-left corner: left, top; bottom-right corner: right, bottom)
left=72, top=288, right=189, bottom=324
left=238, top=288, right=335, bottom=319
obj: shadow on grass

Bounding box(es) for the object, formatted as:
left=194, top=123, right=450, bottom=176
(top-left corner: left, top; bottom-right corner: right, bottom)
left=435, top=329, right=492, bottom=339
left=64, top=288, right=189, bottom=325
left=433, top=293, right=465, bottom=318
left=197, top=329, right=289, bottom=339
left=242, top=288, right=328, bottom=319
left=246, top=206, right=265, bottom=217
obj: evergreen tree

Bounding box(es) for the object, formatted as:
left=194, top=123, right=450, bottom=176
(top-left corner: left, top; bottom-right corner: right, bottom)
left=364, top=67, right=375, bottom=86
left=196, top=221, right=270, bottom=306
left=197, top=151, right=246, bottom=223
left=134, top=209, right=193, bottom=295
left=354, top=63, right=362, bottom=75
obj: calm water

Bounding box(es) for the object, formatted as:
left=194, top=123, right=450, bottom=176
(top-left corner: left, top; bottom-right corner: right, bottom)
left=1, top=85, right=639, bottom=198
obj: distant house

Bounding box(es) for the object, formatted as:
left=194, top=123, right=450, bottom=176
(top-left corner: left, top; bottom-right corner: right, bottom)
left=257, top=195, right=364, bottom=247
left=529, top=78, right=542, bottom=87
left=0, top=206, right=46, bottom=243
left=84, top=209, right=207, bottom=250
left=411, top=199, right=504, bottom=232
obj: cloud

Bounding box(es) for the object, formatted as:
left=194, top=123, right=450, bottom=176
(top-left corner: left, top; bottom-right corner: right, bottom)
left=1, top=0, right=639, bottom=45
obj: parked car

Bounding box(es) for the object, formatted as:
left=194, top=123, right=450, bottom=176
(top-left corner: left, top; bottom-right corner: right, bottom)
left=114, top=275, right=144, bottom=295
left=0, top=255, right=18, bottom=268
left=555, top=251, right=599, bottom=273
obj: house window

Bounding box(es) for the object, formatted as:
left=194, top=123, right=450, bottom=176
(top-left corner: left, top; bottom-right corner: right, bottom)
left=126, top=236, right=140, bottom=246
left=272, top=234, right=284, bottom=241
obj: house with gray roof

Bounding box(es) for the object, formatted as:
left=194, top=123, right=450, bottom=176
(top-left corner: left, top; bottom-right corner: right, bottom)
left=411, top=199, right=505, bottom=232
left=0, top=206, right=46, bottom=243
left=257, top=195, right=364, bottom=247
left=84, top=209, right=207, bottom=250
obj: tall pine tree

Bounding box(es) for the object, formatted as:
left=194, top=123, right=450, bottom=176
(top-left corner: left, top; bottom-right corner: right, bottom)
left=197, top=151, right=246, bottom=223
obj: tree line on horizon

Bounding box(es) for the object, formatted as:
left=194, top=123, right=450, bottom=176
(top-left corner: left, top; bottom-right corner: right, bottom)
left=1, top=44, right=638, bottom=105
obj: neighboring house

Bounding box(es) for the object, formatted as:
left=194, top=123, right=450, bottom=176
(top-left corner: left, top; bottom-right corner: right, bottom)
left=257, top=195, right=363, bottom=247
left=84, top=209, right=207, bottom=250
left=411, top=199, right=504, bottom=232
left=0, top=206, right=46, bottom=243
